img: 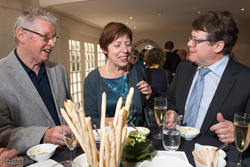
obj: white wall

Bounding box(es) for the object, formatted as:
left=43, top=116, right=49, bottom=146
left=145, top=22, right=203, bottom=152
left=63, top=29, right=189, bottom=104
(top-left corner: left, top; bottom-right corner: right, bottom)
left=1, top=0, right=250, bottom=71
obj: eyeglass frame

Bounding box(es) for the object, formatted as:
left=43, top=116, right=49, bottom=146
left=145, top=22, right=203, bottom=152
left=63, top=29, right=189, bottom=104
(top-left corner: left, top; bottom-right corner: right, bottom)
left=189, top=34, right=209, bottom=47
left=22, top=28, right=59, bottom=43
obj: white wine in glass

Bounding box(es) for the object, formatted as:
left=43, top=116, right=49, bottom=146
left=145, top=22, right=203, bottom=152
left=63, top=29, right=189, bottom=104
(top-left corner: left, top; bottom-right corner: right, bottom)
left=229, top=113, right=250, bottom=167
left=153, top=97, right=167, bottom=139
left=61, top=116, right=77, bottom=161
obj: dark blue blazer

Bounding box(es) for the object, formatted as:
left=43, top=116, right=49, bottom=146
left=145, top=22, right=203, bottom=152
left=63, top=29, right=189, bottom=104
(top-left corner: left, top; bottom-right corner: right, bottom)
left=166, top=57, right=250, bottom=138
left=163, top=51, right=181, bottom=73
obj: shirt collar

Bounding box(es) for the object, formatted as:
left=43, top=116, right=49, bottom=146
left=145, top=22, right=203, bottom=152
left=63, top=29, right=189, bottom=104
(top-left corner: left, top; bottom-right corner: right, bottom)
left=14, top=48, right=46, bottom=75
left=197, top=55, right=229, bottom=77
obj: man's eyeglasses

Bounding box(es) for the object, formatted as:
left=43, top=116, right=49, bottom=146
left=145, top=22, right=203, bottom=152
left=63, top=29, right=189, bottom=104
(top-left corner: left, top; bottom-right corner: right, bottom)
left=189, top=34, right=209, bottom=47
left=22, top=28, right=59, bottom=43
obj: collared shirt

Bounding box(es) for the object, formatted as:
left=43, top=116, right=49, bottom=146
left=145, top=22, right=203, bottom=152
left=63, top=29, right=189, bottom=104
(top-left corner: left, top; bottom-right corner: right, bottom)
left=14, top=49, right=60, bottom=126
left=185, top=55, right=229, bottom=130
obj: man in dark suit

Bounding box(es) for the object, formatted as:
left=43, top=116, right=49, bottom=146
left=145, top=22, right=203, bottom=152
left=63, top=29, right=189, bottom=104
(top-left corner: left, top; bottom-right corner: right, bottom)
left=166, top=11, right=250, bottom=144
left=162, top=41, right=181, bottom=73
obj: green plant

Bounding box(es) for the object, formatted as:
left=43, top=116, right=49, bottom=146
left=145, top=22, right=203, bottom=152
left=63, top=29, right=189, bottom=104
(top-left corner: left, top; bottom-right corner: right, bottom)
left=121, top=130, right=156, bottom=162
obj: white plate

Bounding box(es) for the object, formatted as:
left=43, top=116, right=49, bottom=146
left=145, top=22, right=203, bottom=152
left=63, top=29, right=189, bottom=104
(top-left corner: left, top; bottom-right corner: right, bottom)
left=27, top=159, right=58, bottom=167
left=74, top=153, right=89, bottom=167
left=127, top=127, right=150, bottom=137
left=195, top=143, right=226, bottom=159
left=156, top=150, right=189, bottom=163
left=74, top=151, right=190, bottom=167
left=138, top=156, right=193, bottom=167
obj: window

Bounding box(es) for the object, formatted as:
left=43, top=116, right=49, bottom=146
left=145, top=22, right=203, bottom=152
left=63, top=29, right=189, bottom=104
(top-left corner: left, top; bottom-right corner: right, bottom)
left=97, top=44, right=106, bottom=67
left=69, top=40, right=83, bottom=106
left=84, top=42, right=95, bottom=77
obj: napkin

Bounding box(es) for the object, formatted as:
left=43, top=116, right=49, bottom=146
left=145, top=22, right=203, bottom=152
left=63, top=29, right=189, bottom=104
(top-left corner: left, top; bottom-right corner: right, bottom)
left=192, top=144, right=219, bottom=167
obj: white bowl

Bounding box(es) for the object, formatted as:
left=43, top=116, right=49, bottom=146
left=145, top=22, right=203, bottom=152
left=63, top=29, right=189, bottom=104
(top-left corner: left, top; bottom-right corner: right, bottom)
left=127, top=127, right=150, bottom=137
left=195, top=143, right=226, bottom=159
left=180, top=126, right=200, bottom=140
left=194, top=157, right=226, bottom=167
left=27, top=143, right=58, bottom=162
left=93, top=126, right=110, bottom=142
left=93, top=129, right=101, bottom=142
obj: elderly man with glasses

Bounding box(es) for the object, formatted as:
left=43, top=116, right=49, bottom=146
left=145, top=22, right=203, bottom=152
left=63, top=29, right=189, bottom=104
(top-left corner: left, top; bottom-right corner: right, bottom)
left=0, top=7, right=71, bottom=154
left=166, top=11, right=250, bottom=144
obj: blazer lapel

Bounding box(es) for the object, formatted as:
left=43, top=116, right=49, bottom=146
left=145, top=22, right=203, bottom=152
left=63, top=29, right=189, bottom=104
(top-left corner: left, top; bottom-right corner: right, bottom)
left=6, top=51, right=54, bottom=124
left=200, top=58, right=238, bottom=134
left=45, top=61, right=61, bottom=115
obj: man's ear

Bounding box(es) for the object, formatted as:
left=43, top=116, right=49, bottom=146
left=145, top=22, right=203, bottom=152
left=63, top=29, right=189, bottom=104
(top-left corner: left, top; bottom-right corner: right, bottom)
left=214, top=41, right=225, bottom=54
left=16, top=28, right=27, bottom=44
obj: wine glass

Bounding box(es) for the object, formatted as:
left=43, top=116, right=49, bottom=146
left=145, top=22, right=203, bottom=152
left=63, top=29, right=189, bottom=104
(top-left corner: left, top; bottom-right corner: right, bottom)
left=153, top=97, right=167, bottom=139
left=52, top=160, right=80, bottom=167
left=61, top=116, right=78, bottom=161
left=229, top=113, right=250, bottom=167
left=162, top=111, right=181, bottom=151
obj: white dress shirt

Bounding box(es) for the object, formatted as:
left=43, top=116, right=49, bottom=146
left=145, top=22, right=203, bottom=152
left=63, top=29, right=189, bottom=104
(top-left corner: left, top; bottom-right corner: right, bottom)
left=185, top=55, right=229, bottom=129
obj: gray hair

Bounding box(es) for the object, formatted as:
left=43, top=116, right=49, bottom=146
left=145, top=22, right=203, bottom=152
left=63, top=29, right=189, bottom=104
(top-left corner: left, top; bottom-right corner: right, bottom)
left=14, top=7, right=57, bottom=44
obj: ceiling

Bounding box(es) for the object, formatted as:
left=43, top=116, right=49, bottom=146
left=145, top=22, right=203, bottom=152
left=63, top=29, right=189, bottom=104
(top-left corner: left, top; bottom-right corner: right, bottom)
left=40, top=0, right=250, bottom=33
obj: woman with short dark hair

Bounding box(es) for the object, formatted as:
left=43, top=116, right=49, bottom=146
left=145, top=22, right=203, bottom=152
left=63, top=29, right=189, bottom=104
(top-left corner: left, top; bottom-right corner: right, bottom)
left=84, top=22, right=152, bottom=127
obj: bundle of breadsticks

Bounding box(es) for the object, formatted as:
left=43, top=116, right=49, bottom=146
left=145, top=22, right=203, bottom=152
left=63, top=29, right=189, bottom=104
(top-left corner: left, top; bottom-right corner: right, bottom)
left=61, top=87, right=134, bottom=167
left=192, top=146, right=219, bottom=167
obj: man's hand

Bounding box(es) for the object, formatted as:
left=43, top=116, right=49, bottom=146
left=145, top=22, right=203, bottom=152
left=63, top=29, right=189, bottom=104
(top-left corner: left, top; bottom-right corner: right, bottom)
left=43, top=126, right=66, bottom=147
left=164, top=110, right=178, bottom=129
left=0, top=148, right=22, bottom=167
left=210, top=113, right=234, bottom=143
left=136, top=80, right=152, bottom=100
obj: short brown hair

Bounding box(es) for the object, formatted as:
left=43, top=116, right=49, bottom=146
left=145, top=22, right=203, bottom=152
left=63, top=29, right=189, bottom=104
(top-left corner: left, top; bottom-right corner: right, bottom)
left=193, top=11, right=239, bottom=55
left=164, top=41, right=174, bottom=50
left=144, top=47, right=166, bottom=66
left=99, top=22, right=132, bottom=57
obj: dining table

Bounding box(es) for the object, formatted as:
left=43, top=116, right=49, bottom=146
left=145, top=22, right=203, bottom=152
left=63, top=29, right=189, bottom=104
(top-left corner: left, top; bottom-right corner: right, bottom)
left=49, top=126, right=250, bottom=167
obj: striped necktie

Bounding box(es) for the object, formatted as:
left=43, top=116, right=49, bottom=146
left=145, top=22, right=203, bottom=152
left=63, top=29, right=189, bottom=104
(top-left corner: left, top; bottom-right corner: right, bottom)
left=183, top=67, right=211, bottom=127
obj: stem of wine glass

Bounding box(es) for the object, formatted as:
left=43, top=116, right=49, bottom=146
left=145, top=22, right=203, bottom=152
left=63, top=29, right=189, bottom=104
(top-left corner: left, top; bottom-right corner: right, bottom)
left=237, top=151, right=243, bottom=165
left=159, top=125, right=162, bottom=135
left=70, top=149, right=74, bottom=161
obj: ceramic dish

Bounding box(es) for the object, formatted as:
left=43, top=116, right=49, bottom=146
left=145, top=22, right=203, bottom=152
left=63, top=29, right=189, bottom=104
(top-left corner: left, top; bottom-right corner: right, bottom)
left=127, top=127, right=150, bottom=137
left=27, top=144, right=58, bottom=162
left=138, top=156, right=192, bottom=167
left=195, top=143, right=226, bottom=159
left=180, top=126, right=200, bottom=140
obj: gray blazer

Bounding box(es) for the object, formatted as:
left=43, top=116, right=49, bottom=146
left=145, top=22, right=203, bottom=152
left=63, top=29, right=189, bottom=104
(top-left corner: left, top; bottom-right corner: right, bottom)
left=0, top=50, right=70, bottom=154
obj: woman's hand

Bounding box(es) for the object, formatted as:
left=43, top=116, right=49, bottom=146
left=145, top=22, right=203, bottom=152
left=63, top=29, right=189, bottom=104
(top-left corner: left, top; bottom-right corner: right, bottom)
left=136, top=80, right=152, bottom=100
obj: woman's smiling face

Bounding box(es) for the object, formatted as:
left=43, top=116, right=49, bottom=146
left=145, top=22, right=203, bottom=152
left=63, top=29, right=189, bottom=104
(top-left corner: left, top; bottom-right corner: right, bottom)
left=103, top=34, right=132, bottom=68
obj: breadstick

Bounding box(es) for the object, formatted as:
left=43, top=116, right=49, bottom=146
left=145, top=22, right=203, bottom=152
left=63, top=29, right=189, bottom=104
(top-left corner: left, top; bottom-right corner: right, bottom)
left=79, top=108, right=93, bottom=166
left=71, top=104, right=84, bottom=138
left=64, top=100, right=73, bottom=119
left=125, top=87, right=134, bottom=112
left=118, top=126, right=127, bottom=163
left=99, top=127, right=106, bottom=167
left=113, top=97, right=122, bottom=127
left=116, top=108, right=125, bottom=164
left=101, top=92, right=106, bottom=131
left=109, top=122, right=116, bottom=167
left=86, top=117, right=98, bottom=167
left=122, top=109, right=128, bottom=128
left=105, top=132, right=110, bottom=167
left=60, top=109, right=85, bottom=153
